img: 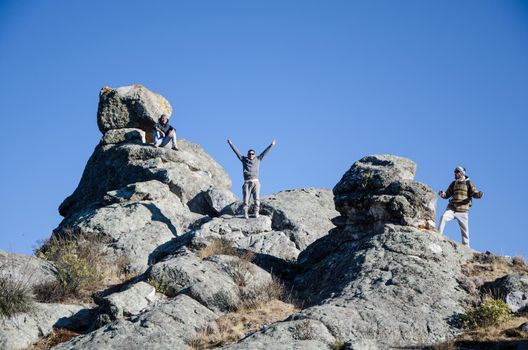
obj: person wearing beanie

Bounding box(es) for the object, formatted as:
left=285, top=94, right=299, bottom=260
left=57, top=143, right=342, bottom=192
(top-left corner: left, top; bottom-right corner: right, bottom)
left=437, top=166, right=483, bottom=247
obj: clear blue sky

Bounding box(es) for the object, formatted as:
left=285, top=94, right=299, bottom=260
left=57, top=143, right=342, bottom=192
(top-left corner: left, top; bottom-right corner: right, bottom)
left=1, top=1, right=527, bottom=258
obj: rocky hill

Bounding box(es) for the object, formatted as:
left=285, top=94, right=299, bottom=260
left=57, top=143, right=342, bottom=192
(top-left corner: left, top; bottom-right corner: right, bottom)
left=1, top=85, right=527, bottom=350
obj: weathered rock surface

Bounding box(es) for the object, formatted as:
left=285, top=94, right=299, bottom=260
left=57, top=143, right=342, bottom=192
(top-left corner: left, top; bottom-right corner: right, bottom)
left=56, top=180, right=202, bottom=272
left=99, top=281, right=157, bottom=319
left=97, top=85, right=172, bottom=133
left=191, top=215, right=299, bottom=261
left=203, top=187, right=239, bottom=216
left=59, top=140, right=231, bottom=218
left=52, top=295, right=216, bottom=350
left=333, top=155, right=436, bottom=230
left=490, top=274, right=528, bottom=312
left=260, top=188, right=338, bottom=250
left=147, top=248, right=272, bottom=313
left=295, top=225, right=473, bottom=346
left=100, top=128, right=145, bottom=145
left=221, top=319, right=338, bottom=350
left=0, top=303, right=83, bottom=350
left=0, top=250, right=58, bottom=290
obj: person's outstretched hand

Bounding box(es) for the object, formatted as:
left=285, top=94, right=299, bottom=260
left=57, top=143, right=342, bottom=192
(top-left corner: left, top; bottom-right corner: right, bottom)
left=438, top=191, right=445, bottom=198
left=227, top=139, right=232, bottom=144
left=271, top=139, right=276, bottom=146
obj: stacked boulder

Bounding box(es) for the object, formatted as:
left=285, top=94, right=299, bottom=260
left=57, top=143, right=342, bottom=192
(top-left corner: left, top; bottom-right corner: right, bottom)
left=54, top=85, right=233, bottom=272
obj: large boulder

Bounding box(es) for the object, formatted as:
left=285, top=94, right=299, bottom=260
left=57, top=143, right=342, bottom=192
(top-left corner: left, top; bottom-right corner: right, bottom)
left=221, top=319, right=340, bottom=350
left=52, top=295, right=216, bottom=350
left=98, top=281, right=157, bottom=320
left=58, top=140, right=232, bottom=218
left=333, top=155, right=436, bottom=230
left=489, top=274, right=528, bottom=312
left=0, top=303, right=83, bottom=350
left=260, top=188, right=338, bottom=250
left=191, top=216, right=299, bottom=262
left=147, top=248, right=272, bottom=313
left=0, top=250, right=58, bottom=291
left=294, top=225, right=473, bottom=346
left=287, top=154, right=472, bottom=347
left=96, top=85, right=172, bottom=133
left=56, top=180, right=203, bottom=273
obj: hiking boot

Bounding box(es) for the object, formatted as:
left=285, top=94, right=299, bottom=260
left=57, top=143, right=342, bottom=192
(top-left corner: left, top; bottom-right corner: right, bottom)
left=172, top=146, right=179, bottom=151
left=243, top=209, right=249, bottom=219
left=254, top=212, right=259, bottom=218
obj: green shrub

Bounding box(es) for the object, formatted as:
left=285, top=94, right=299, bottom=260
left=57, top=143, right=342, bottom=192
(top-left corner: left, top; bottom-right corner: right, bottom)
left=35, top=230, right=122, bottom=300
left=0, top=272, right=33, bottom=318
left=460, top=297, right=511, bottom=329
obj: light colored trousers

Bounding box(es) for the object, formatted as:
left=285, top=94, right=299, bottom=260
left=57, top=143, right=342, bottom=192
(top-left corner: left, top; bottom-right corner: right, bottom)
left=438, top=209, right=470, bottom=246
left=243, top=179, right=260, bottom=212
left=153, top=130, right=177, bottom=148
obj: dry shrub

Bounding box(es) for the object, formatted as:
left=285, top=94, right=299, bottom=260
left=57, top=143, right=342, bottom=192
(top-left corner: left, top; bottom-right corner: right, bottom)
left=26, top=328, right=80, bottom=350
left=293, top=319, right=316, bottom=340
left=463, top=252, right=528, bottom=284
left=35, top=229, right=128, bottom=302
left=188, top=299, right=297, bottom=349
left=198, top=238, right=256, bottom=262
left=0, top=268, right=33, bottom=318
left=199, top=238, right=237, bottom=259
left=238, top=277, right=290, bottom=311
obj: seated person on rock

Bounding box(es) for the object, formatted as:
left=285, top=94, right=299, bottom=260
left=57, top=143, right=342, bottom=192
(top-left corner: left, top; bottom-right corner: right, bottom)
left=153, top=114, right=178, bottom=150
left=227, top=138, right=276, bottom=219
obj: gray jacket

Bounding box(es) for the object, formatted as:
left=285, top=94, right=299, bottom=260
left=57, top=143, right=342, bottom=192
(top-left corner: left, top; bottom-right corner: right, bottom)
left=228, top=142, right=274, bottom=180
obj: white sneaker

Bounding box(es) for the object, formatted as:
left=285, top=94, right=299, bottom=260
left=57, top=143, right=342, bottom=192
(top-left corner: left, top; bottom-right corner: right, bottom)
left=244, top=211, right=249, bottom=219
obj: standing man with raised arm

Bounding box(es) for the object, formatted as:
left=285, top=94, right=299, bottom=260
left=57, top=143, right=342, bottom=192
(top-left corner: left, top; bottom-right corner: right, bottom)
left=227, top=139, right=276, bottom=219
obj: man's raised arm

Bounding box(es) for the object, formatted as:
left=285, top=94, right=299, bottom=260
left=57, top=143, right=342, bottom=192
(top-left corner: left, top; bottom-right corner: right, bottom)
left=227, top=139, right=243, bottom=161
left=258, top=139, right=276, bottom=160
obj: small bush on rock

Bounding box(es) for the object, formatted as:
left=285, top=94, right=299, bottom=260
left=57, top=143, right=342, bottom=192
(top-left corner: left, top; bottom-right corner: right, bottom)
left=0, top=270, right=33, bottom=318
left=35, top=230, right=127, bottom=300
left=460, top=297, right=511, bottom=329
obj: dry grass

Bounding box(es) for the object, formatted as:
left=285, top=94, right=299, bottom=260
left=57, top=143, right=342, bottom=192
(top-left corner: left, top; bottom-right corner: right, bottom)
left=26, top=328, right=80, bottom=350
left=34, top=229, right=130, bottom=303
left=188, top=299, right=298, bottom=349
left=198, top=238, right=256, bottom=263
left=456, top=315, right=528, bottom=342
left=462, top=252, right=528, bottom=285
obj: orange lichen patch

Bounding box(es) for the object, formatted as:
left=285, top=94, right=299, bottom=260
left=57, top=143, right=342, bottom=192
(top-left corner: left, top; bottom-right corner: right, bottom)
left=100, top=86, right=113, bottom=95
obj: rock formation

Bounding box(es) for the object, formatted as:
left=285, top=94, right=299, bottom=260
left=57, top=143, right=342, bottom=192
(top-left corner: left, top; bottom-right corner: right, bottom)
left=2, top=86, right=527, bottom=350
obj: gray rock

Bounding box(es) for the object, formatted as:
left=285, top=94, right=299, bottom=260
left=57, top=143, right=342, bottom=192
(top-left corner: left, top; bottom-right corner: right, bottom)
left=0, top=303, right=83, bottom=350
left=334, top=154, right=416, bottom=194
left=490, top=274, right=528, bottom=312
left=51, top=295, right=216, bottom=350
left=96, top=85, right=172, bottom=133
left=204, top=187, right=239, bottom=216
left=221, top=319, right=338, bottom=350
left=192, top=215, right=299, bottom=261
left=260, top=188, right=338, bottom=250
left=520, top=322, right=528, bottom=332
left=59, top=140, right=231, bottom=218
left=294, top=225, right=473, bottom=347
left=333, top=155, right=436, bottom=231
left=56, top=180, right=202, bottom=273
left=0, top=250, right=58, bottom=291
left=100, top=128, right=145, bottom=145
left=147, top=248, right=272, bottom=313
left=100, top=282, right=157, bottom=319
